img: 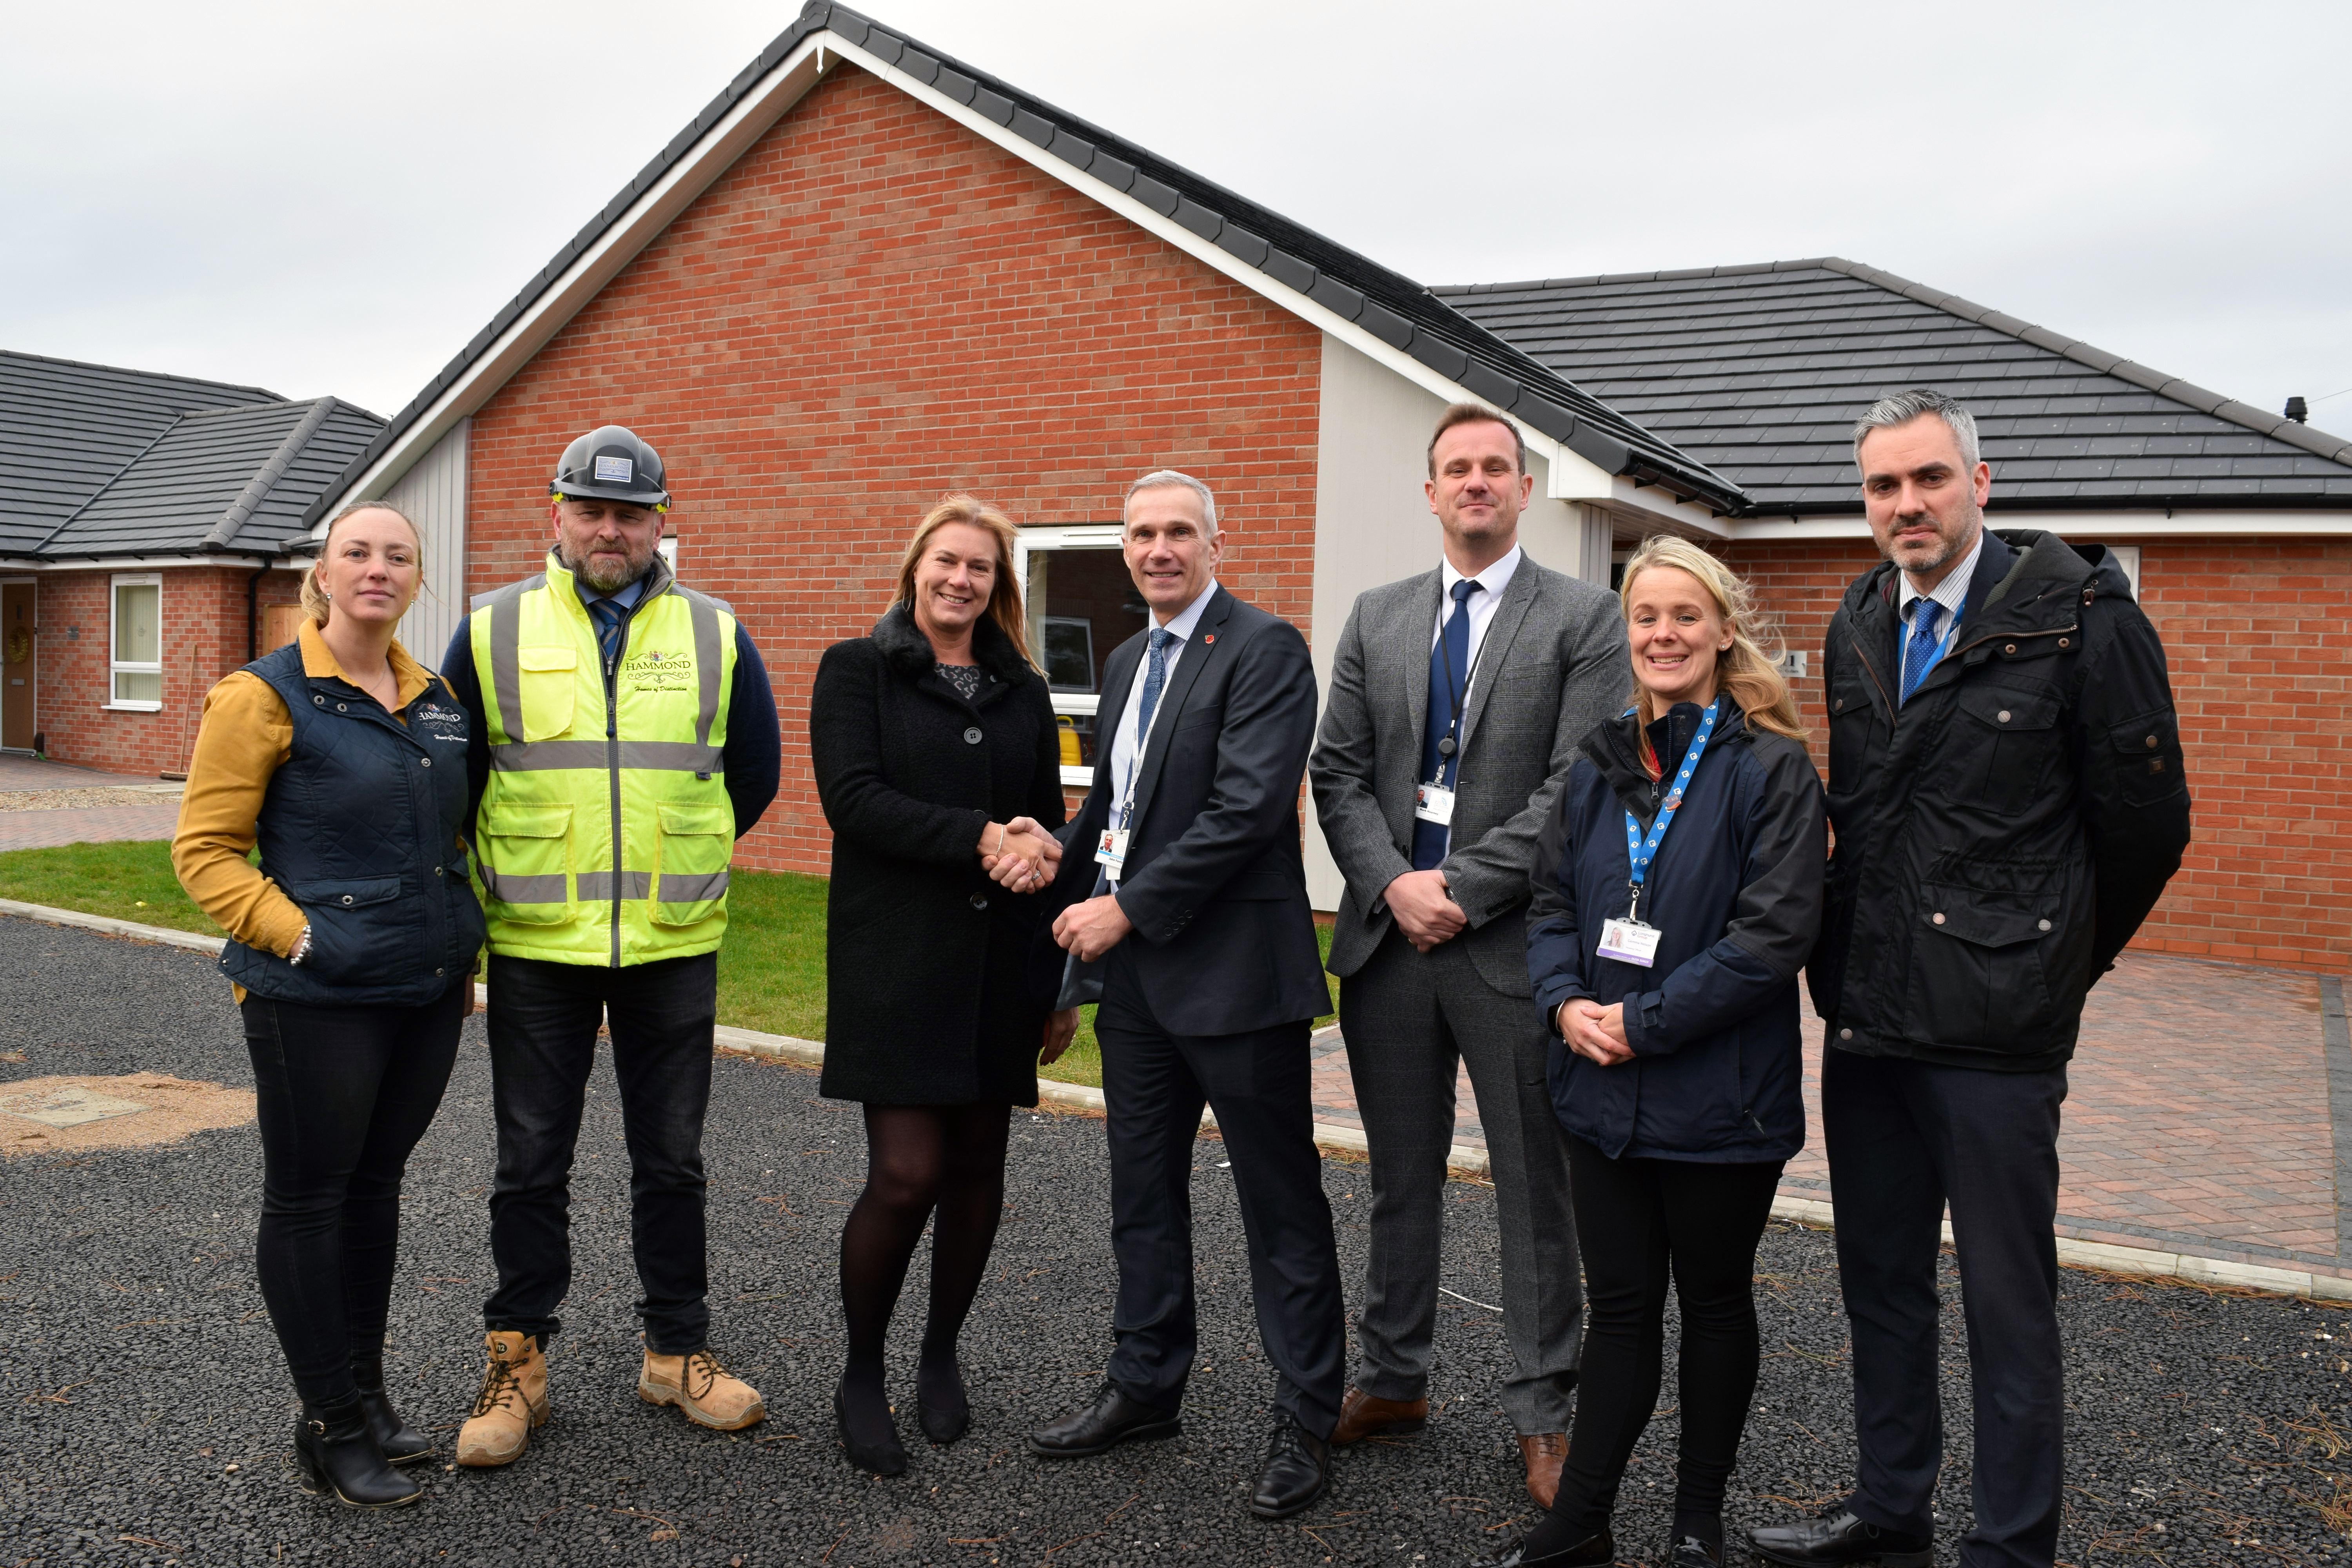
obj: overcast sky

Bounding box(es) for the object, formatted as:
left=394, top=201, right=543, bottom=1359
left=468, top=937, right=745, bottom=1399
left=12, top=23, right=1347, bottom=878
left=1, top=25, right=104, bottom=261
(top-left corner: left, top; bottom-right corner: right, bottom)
left=10, top=0, right=2348, bottom=439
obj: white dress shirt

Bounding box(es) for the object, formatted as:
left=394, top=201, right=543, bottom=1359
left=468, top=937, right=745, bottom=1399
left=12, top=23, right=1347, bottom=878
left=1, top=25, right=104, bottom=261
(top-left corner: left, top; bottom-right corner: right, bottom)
left=1896, top=530, right=1983, bottom=671
left=1105, top=580, right=1218, bottom=827
left=1430, top=543, right=1523, bottom=704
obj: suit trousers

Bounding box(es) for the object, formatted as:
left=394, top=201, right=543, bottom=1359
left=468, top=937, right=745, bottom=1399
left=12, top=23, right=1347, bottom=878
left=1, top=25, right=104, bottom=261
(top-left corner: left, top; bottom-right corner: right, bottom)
left=1339, top=928, right=1583, bottom=1433
left=1823, top=1048, right=2067, bottom=1568
left=1094, top=942, right=1348, bottom=1438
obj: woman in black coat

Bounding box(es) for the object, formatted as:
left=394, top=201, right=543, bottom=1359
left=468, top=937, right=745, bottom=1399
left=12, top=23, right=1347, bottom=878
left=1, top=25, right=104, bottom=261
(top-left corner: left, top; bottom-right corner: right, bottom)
left=1487, top=537, right=1827, bottom=1568
left=809, top=494, right=1076, bottom=1477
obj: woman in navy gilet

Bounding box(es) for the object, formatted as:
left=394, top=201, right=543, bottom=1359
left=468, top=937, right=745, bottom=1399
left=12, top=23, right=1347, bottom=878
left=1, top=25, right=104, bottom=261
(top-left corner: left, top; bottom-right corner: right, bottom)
left=172, top=500, right=485, bottom=1508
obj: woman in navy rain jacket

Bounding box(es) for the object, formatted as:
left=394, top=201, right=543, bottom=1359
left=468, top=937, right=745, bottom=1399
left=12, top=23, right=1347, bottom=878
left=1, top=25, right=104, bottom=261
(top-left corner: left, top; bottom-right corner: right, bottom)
left=1485, top=538, right=1826, bottom=1568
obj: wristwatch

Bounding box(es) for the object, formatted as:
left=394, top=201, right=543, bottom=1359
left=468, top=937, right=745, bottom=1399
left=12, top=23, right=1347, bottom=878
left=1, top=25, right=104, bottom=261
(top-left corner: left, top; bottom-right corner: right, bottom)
left=288, top=924, right=314, bottom=967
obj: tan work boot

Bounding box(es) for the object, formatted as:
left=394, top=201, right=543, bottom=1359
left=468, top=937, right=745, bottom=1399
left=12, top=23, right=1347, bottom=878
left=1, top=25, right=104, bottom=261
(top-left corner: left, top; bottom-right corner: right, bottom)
left=456, top=1331, right=550, bottom=1467
left=638, top=1346, right=766, bottom=1431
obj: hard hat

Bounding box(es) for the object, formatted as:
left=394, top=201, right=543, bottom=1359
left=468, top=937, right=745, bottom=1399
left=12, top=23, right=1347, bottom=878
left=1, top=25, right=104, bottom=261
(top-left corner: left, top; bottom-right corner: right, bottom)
left=549, top=425, right=671, bottom=512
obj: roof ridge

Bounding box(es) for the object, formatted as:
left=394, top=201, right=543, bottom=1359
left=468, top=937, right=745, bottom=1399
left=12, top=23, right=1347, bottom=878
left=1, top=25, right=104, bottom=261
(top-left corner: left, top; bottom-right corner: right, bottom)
left=320, top=1, right=1746, bottom=517
left=204, top=397, right=345, bottom=553
left=0, top=347, right=283, bottom=406
left=30, top=412, right=191, bottom=554
left=1813, top=257, right=2352, bottom=467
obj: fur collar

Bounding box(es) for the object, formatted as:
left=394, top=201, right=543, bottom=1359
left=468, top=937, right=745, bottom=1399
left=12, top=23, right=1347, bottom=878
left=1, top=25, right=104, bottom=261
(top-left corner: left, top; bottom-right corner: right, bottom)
left=871, top=602, right=1032, bottom=683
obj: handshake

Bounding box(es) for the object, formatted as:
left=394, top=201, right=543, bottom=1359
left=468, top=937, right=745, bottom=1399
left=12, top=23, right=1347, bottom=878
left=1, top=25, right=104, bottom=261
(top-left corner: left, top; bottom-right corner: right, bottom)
left=979, top=815, right=1065, bottom=893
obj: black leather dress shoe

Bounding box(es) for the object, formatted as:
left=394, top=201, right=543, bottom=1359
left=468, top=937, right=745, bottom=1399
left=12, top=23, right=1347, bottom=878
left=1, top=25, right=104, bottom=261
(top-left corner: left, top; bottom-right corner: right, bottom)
left=1467, top=1527, right=1613, bottom=1567
left=1668, top=1535, right=1723, bottom=1567
left=1748, top=1510, right=1933, bottom=1567
left=1248, top=1415, right=1329, bottom=1519
left=1025, top=1382, right=1181, bottom=1458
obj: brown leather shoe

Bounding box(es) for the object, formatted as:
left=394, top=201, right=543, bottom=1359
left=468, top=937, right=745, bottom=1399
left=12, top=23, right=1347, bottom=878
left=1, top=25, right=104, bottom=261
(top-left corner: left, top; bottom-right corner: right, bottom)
left=1329, top=1386, right=1428, bottom=1446
left=1519, top=1432, right=1569, bottom=1508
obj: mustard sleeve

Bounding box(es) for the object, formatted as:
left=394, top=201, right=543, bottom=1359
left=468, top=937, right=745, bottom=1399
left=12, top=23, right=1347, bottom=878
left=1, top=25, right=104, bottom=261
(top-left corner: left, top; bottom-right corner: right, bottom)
left=171, top=672, right=309, bottom=957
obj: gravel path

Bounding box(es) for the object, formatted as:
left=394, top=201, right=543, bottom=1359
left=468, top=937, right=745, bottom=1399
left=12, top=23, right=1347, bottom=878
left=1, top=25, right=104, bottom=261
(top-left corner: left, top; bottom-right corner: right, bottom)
left=3, top=914, right=2350, bottom=1566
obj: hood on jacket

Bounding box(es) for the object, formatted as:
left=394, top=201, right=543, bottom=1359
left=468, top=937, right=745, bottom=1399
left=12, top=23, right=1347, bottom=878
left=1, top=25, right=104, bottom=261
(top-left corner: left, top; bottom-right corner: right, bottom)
left=1579, top=699, right=1755, bottom=828
left=871, top=601, right=1035, bottom=684
left=1847, top=528, right=2132, bottom=625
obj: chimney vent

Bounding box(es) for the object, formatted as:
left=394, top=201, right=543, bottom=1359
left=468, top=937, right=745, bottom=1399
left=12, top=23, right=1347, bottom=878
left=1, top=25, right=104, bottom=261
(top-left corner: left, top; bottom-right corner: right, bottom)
left=2285, top=396, right=2310, bottom=423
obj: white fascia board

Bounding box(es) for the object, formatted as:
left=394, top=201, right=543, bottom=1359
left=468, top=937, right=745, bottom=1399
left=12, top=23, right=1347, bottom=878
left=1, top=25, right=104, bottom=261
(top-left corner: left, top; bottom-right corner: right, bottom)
left=820, top=35, right=1686, bottom=524
left=0, top=554, right=295, bottom=572
left=1730, top=510, right=2352, bottom=541
left=318, top=41, right=836, bottom=530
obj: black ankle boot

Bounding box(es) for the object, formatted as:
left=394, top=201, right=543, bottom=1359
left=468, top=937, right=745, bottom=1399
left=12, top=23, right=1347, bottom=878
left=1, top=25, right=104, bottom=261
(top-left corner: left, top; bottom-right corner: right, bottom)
left=348, top=1352, right=433, bottom=1464
left=294, top=1394, right=423, bottom=1508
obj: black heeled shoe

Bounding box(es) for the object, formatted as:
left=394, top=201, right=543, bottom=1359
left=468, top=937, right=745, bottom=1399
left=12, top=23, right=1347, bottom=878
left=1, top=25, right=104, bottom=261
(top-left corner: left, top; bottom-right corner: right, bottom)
left=1469, top=1527, right=1613, bottom=1568
left=292, top=1395, right=423, bottom=1508
left=916, top=1357, right=969, bottom=1445
left=354, top=1385, right=435, bottom=1465
left=834, top=1376, right=908, bottom=1476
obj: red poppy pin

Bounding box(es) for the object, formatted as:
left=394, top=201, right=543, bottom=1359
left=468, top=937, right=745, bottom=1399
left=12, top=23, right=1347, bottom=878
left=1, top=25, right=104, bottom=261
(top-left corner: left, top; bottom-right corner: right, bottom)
left=1203, top=634, right=1216, bottom=645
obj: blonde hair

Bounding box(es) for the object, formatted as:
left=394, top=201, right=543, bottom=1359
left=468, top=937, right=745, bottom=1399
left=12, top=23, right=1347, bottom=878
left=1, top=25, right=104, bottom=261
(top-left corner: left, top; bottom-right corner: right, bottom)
left=1617, top=535, right=1806, bottom=742
left=303, top=500, right=424, bottom=627
left=893, top=495, right=1041, bottom=673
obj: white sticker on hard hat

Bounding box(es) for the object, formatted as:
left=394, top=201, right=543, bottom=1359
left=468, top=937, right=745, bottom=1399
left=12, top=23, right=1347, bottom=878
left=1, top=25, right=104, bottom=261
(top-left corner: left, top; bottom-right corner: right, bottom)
left=594, top=455, right=634, bottom=484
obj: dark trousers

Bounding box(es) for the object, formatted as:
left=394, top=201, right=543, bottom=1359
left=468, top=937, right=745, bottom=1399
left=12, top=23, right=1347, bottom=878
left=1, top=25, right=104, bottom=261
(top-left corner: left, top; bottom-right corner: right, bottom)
left=1341, top=930, right=1583, bottom=1433
left=241, top=981, right=466, bottom=1403
left=1094, top=944, right=1347, bottom=1437
left=1551, top=1136, right=1783, bottom=1539
left=483, top=952, right=717, bottom=1355
left=1824, top=1049, right=2067, bottom=1568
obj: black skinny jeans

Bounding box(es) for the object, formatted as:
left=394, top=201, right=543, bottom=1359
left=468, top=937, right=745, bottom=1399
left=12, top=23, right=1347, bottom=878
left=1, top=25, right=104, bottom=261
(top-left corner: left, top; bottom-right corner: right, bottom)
left=1550, top=1135, right=1785, bottom=1542
left=241, top=981, right=466, bottom=1404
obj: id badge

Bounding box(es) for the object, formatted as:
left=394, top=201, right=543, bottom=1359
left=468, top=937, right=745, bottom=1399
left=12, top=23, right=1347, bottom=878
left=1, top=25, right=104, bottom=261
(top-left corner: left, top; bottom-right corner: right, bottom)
left=1596, top=916, right=1662, bottom=968
left=1094, top=827, right=1130, bottom=875
left=1413, top=782, right=1457, bottom=826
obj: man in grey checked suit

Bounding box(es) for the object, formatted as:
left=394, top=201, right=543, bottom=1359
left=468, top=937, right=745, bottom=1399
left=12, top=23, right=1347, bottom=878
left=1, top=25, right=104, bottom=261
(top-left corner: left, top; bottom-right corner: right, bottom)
left=1308, top=403, right=1627, bottom=1506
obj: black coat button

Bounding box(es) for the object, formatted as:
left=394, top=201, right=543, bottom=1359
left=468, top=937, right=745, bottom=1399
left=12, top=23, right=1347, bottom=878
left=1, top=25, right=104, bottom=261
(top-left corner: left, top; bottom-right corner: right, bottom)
left=969, top=893, right=988, bottom=910
left=964, top=726, right=983, bottom=745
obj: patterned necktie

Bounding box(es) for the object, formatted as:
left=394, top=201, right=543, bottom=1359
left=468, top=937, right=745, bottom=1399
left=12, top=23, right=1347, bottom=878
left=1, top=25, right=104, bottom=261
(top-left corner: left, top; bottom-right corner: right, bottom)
left=1098, top=627, right=1176, bottom=895
left=1900, top=598, right=1944, bottom=705
left=1412, top=579, right=1483, bottom=871
left=588, top=597, right=626, bottom=668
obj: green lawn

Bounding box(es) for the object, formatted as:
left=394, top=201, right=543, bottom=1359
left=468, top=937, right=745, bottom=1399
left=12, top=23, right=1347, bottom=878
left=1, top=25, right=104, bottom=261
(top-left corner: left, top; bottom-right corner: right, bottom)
left=0, top=840, right=1337, bottom=1092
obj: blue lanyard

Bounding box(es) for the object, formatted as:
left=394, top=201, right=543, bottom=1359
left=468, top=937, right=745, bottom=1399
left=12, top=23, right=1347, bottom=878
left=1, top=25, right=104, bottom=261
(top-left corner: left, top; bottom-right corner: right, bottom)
left=1621, top=698, right=1720, bottom=922
left=1908, top=592, right=1965, bottom=672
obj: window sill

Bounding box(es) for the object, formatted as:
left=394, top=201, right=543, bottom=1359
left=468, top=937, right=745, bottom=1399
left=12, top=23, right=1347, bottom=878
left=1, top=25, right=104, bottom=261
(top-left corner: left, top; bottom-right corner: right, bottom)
left=103, top=701, right=163, bottom=713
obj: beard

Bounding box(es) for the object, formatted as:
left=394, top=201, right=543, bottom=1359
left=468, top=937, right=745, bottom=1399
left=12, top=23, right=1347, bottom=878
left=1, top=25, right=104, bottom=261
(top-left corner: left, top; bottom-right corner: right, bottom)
left=561, top=537, right=656, bottom=592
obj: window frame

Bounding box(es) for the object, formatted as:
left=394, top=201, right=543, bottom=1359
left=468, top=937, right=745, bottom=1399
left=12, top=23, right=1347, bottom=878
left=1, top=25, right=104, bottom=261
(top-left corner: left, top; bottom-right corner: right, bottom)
left=106, top=572, right=164, bottom=712
left=1011, top=524, right=1126, bottom=787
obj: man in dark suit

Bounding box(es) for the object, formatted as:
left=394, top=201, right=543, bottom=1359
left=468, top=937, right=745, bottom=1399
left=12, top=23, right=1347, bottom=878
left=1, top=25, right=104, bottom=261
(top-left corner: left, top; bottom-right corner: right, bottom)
left=1025, top=469, right=1345, bottom=1521
left=1748, top=390, right=2189, bottom=1568
left=1309, top=404, right=1626, bottom=1506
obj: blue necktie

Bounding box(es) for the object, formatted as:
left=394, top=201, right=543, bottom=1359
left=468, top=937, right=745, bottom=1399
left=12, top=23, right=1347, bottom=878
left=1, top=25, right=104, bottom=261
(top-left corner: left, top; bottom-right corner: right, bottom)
left=1412, top=579, right=1482, bottom=871
left=1900, top=598, right=1944, bottom=705
left=1097, top=628, right=1175, bottom=895
left=588, top=597, right=626, bottom=669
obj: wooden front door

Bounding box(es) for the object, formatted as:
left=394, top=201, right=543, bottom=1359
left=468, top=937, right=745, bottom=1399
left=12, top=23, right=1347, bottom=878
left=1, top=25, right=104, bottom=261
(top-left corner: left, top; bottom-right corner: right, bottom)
left=1, top=581, right=34, bottom=751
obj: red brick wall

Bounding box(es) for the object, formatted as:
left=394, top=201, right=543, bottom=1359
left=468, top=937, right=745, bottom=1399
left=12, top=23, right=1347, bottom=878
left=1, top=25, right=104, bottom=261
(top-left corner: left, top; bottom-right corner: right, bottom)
left=30, top=567, right=305, bottom=778
left=462, top=64, right=1323, bottom=876
left=1722, top=535, right=2352, bottom=975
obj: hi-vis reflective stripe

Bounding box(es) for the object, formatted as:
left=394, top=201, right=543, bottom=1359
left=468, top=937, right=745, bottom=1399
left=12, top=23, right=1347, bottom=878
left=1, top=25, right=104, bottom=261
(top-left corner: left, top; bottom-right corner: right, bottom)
left=490, top=740, right=726, bottom=773
left=482, top=574, right=544, bottom=743
left=475, top=869, right=730, bottom=904
left=474, top=575, right=723, bottom=750
left=480, top=869, right=569, bottom=904
left=687, top=594, right=723, bottom=746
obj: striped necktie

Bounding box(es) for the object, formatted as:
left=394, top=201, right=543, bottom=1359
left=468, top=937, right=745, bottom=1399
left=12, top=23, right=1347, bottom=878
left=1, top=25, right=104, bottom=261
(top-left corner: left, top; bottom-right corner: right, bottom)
left=1900, top=598, right=1944, bottom=705
left=588, top=597, right=626, bottom=669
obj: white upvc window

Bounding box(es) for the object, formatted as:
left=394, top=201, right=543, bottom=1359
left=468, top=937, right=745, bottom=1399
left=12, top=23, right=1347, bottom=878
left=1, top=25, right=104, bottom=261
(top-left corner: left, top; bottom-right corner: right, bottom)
left=1010, top=524, right=1129, bottom=787
left=108, top=573, right=163, bottom=710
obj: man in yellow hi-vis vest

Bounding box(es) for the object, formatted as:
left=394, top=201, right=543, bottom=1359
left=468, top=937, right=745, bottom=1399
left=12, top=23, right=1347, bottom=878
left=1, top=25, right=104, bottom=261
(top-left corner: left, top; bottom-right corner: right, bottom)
left=437, top=425, right=779, bottom=1468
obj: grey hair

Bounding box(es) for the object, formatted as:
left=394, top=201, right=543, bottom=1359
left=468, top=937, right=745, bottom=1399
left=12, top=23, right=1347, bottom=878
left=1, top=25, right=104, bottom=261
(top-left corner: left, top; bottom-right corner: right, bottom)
left=1123, top=469, right=1218, bottom=533
left=1852, top=388, right=1982, bottom=473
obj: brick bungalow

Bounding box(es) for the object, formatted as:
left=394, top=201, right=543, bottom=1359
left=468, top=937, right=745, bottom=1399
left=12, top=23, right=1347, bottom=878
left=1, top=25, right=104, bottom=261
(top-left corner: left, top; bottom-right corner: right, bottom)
left=0, top=352, right=383, bottom=776
left=301, top=3, right=2351, bottom=971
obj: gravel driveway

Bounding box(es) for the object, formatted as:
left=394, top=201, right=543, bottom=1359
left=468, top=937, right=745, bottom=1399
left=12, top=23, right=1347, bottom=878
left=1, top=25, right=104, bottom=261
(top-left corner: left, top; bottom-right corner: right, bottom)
left=3, top=915, right=2349, bottom=1566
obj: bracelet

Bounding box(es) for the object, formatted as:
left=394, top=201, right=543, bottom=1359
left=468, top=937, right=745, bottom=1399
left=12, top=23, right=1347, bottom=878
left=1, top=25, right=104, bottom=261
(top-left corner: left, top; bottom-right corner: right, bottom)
left=288, top=924, right=314, bottom=967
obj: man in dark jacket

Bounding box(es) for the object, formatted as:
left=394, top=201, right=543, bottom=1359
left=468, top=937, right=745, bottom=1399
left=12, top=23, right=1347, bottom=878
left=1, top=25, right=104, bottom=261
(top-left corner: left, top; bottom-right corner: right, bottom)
left=1025, top=470, right=1345, bottom=1523
left=1748, top=391, right=2190, bottom=1568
